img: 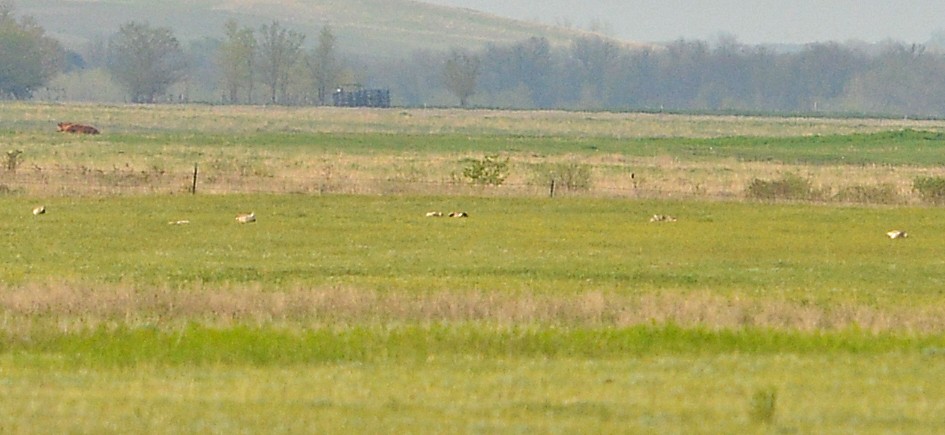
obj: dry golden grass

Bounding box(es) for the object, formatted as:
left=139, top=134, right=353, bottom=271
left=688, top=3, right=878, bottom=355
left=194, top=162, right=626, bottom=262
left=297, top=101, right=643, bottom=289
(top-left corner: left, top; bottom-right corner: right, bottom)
left=3, top=283, right=945, bottom=335
left=3, top=147, right=943, bottom=203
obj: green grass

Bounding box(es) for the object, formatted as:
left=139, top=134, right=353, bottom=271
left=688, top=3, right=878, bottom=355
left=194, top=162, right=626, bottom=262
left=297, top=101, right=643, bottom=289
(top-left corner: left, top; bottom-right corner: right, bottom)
left=6, top=324, right=945, bottom=366
left=6, top=103, right=945, bottom=432
left=2, top=353, right=945, bottom=433
left=4, top=194, right=944, bottom=304
left=8, top=127, right=945, bottom=166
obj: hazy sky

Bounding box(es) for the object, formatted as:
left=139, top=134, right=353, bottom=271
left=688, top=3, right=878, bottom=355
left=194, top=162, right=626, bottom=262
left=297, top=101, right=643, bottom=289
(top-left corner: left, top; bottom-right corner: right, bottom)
left=421, top=0, right=945, bottom=44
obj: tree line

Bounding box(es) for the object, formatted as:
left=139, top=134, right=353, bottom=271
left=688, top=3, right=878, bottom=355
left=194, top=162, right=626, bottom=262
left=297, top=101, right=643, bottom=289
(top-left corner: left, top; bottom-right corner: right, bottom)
left=389, top=35, right=945, bottom=116
left=4, top=1, right=945, bottom=117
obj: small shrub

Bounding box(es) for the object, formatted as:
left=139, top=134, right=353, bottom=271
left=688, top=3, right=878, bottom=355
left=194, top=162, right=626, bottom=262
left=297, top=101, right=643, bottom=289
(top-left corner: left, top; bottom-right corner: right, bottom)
left=462, top=154, right=509, bottom=186
left=746, top=173, right=813, bottom=201
left=748, top=387, right=777, bottom=424
left=5, top=150, right=22, bottom=173
left=238, top=162, right=274, bottom=178
left=834, top=183, right=901, bottom=205
left=530, top=162, right=593, bottom=191
left=913, top=176, right=945, bottom=205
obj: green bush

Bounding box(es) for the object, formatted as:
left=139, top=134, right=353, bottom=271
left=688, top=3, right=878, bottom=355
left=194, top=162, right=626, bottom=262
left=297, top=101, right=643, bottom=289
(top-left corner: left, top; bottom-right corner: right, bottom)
left=530, top=162, right=593, bottom=191
left=746, top=173, right=813, bottom=201
left=462, top=154, right=509, bottom=186
left=913, top=176, right=945, bottom=205
left=748, top=387, right=777, bottom=424
left=834, top=184, right=901, bottom=205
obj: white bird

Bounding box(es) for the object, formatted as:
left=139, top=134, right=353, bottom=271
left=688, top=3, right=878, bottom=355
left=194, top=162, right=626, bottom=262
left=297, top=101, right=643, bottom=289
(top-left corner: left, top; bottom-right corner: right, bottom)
left=886, top=230, right=907, bottom=239
left=236, top=212, right=256, bottom=223
left=168, top=220, right=190, bottom=225
left=649, top=214, right=676, bottom=222
left=425, top=211, right=443, bottom=217
left=32, top=205, right=45, bottom=215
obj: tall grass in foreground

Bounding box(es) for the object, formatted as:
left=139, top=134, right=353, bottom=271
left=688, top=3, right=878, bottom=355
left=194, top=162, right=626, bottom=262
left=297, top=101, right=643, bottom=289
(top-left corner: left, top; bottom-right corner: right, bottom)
left=4, top=285, right=945, bottom=334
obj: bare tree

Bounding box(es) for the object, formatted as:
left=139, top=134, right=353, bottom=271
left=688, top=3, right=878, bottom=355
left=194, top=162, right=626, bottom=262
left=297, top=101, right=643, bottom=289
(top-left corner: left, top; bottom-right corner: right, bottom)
left=256, top=21, right=304, bottom=104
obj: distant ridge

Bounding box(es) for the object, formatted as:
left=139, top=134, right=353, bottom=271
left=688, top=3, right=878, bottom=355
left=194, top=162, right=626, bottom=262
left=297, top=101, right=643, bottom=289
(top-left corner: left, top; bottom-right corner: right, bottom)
left=16, top=0, right=638, bottom=58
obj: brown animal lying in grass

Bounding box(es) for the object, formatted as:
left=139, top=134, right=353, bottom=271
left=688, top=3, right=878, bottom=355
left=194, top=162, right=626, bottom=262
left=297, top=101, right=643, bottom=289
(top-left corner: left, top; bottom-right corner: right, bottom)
left=57, top=122, right=100, bottom=134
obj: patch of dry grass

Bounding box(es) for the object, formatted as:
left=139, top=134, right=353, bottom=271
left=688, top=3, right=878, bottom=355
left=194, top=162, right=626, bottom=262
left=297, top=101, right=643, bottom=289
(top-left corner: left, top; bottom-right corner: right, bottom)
left=3, top=150, right=943, bottom=203
left=4, top=283, right=945, bottom=335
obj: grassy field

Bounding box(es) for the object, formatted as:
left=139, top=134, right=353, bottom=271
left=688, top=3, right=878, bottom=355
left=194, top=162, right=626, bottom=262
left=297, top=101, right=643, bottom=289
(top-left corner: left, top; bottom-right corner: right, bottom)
left=3, top=353, right=945, bottom=433
left=4, top=194, right=945, bottom=432
left=4, top=103, right=945, bottom=201
left=3, top=102, right=945, bottom=432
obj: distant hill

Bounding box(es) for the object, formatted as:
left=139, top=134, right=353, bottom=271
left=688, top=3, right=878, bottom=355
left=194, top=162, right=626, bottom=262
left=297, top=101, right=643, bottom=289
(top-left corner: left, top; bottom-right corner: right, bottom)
left=15, top=0, right=628, bottom=58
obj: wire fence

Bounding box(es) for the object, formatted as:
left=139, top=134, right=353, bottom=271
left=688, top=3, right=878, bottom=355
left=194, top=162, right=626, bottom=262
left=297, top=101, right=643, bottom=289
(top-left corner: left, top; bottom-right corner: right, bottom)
left=6, top=162, right=925, bottom=206
left=0, top=163, right=725, bottom=201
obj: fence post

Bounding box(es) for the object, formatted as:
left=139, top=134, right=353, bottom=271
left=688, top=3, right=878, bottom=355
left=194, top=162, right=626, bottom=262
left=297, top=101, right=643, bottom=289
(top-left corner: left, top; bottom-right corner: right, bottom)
left=191, top=163, right=198, bottom=194
left=549, top=179, right=556, bottom=198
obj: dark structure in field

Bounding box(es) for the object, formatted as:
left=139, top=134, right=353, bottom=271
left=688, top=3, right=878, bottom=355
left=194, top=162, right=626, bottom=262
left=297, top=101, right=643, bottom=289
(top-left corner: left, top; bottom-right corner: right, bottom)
left=332, top=86, right=390, bottom=108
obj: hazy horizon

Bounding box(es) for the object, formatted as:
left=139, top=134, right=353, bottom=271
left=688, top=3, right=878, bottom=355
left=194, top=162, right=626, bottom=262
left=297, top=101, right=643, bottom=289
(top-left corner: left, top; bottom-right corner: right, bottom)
left=421, top=0, right=945, bottom=45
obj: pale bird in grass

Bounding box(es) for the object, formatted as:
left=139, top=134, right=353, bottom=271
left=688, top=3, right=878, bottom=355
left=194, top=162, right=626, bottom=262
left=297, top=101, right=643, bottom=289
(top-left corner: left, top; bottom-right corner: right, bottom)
left=168, top=220, right=190, bottom=225
left=425, top=211, right=443, bottom=217
left=886, top=230, right=907, bottom=239
left=32, top=205, right=45, bottom=215
left=448, top=211, right=468, bottom=218
left=649, top=214, right=676, bottom=222
left=236, top=212, right=256, bottom=223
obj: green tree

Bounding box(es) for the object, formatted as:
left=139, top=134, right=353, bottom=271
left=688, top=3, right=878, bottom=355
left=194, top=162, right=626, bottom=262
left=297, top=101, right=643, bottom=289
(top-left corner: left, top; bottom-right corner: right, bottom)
left=107, top=22, right=187, bottom=103
left=218, top=19, right=256, bottom=104
left=0, top=1, right=63, bottom=99
left=257, top=21, right=305, bottom=104
left=443, top=48, right=480, bottom=107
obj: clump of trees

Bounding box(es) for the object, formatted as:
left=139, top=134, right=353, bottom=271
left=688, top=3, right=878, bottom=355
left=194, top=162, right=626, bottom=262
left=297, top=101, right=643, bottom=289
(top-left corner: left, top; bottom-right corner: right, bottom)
left=8, top=0, right=945, bottom=118
left=378, top=36, right=945, bottom=117
left=215, top=19, right=342, bottom=105
left=0, top=2, right=63, bottom=99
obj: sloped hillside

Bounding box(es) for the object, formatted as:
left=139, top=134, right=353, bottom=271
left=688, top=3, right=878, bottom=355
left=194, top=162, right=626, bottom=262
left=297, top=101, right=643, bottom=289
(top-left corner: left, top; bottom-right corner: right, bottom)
left=16, top=0, right=613, bottom=57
